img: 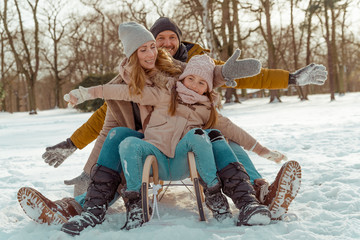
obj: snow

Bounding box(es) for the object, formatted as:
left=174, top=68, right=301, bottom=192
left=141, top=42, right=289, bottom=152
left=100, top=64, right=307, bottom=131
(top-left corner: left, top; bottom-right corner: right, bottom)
left=1, top=92, right=360, bottom=240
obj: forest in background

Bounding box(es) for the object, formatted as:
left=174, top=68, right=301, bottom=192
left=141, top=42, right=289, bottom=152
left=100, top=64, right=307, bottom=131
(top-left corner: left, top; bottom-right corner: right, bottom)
left=1, top=0, right=359, bottom=114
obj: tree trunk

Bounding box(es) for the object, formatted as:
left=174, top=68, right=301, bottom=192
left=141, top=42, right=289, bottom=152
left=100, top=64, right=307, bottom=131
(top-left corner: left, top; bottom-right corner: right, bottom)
left=324, top=0, right=335, bottom=101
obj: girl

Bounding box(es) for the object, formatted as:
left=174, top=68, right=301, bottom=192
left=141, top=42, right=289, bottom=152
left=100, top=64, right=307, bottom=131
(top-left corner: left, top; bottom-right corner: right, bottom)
left=63, top=22, right=286, bottom=234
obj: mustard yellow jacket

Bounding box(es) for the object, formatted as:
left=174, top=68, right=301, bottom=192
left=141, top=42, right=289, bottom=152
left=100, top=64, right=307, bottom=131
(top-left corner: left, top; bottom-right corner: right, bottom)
left=71, top=41, right=289, bottom=154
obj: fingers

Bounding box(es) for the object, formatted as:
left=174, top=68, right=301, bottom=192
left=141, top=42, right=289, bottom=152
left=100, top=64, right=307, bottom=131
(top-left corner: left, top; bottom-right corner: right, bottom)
left=311, top=65, right=328, bottom=85
left=229, top=48, right=241, bottom=61
left=64, top=94, right=70, bottom=101
left=53, top=160, right=63, bottom=168
left=64, top=93, right=77, bottom=107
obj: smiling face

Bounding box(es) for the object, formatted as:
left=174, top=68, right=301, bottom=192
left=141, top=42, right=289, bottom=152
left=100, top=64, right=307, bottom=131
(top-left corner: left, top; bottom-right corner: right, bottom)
left=155, top=30, right=180, bottom=56
left=183, top=74, right=208, bottom=95
left=136, top=40, right=158, bottom=70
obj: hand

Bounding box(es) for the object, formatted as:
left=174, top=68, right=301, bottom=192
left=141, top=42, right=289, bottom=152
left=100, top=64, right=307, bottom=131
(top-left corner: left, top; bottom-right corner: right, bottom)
left=64, top=171, right=91, bottom=196
left=42, top=138, right=77, bottom=168
left=289, top=63, right=327, bottom=86
left=64, top=86, right=91, bottom=107
left=64, top=171, right=90, bottom=186
left=260, top=150, right=288, bottom=164
left=222, top=49, right=262, bottom=87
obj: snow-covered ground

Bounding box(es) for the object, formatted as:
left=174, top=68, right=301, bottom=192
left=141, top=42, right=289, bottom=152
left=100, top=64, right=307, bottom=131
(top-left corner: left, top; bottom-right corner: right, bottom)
left=1, top=92, right=359, bottom=240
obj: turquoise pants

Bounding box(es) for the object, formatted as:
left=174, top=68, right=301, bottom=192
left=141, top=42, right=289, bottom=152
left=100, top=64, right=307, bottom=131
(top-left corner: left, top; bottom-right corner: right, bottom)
left=75, top=127, right=262, bottom=206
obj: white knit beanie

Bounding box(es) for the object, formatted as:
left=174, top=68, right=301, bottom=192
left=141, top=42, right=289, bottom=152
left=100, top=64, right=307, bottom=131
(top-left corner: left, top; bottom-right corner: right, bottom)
left=179, top=54, right=215, bottom=91
left=118, top=22, right=155, bottom=58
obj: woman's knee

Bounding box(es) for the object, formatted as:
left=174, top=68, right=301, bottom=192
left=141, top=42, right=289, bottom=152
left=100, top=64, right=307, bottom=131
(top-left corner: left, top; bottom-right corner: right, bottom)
left=107, top=127, right=143, bottom=142
left=119, top=136, right=143, bottom=152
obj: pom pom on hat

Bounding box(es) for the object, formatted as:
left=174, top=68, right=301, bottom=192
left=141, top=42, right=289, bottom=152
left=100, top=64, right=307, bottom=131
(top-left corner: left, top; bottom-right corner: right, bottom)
left=179, top=54, right=215, bottom=91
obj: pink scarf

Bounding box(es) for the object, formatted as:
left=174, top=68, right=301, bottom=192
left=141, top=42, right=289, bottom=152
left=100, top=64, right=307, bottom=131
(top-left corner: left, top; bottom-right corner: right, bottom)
left=176, top=81, right=209, bottom=104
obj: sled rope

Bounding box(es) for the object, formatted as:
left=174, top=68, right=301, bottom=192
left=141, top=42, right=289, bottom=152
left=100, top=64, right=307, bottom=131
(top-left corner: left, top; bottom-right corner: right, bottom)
left=150, top=184, right=162, bottom=220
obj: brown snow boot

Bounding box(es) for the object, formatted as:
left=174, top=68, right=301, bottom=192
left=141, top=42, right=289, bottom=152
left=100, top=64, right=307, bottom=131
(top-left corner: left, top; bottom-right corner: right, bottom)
left=260, top=160, right=302, bottom=220
left=17, top=187, right=82, bottom=225
left=218, top=162, right=271, bottom=226
left=61, top=165, right=121, bottom=236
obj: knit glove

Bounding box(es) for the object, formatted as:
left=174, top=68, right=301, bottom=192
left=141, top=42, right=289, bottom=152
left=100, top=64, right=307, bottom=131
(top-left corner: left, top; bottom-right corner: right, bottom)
left=252, top=142, right=287, bottom=163
left=64, top=171, right=91, bottom=196
left=64, top=86, right=103, bottom=107
left=42, top=138, right=77, bottom=168
left=260, top=150, right=288, bottom=163
left=289, top=63, right=327, bottom=86
left=64, top=171, right=90, bottom=186
left=222, top=49, right=261, bottom=87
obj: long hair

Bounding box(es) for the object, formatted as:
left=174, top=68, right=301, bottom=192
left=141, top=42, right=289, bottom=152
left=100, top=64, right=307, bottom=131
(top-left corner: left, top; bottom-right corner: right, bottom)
left=127, top=48, right=182, bottom=96
left=168, top=86, right=219, bottom=129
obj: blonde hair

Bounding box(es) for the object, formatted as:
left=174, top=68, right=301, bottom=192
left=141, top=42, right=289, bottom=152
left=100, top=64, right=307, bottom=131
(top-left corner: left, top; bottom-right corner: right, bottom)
left=127, top=48, right=182, bottom=96
left=168, top=87, right=219, bottom=129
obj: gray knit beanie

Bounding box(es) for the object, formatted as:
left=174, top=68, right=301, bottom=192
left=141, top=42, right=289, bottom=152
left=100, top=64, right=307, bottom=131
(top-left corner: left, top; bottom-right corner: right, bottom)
left=118, top=22, right=155, bottom=58
left=150, top=17, right=182, bottom=44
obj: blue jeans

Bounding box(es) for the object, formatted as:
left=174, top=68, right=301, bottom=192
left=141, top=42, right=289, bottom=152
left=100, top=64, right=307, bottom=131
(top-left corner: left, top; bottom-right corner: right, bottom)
left=75, top=127, right=262, bottom=206
left=119, top=128, right=219, bottom=192
left=204, top=129, right=262, bottom=184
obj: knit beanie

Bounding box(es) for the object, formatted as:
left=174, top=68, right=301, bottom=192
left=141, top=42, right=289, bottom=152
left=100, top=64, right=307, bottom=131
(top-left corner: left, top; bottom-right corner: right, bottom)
left=150, top=17, right=182, bottom=44
left=118, top=22, right=155, bottom=58
left=179, top=55, right=215, bottom=91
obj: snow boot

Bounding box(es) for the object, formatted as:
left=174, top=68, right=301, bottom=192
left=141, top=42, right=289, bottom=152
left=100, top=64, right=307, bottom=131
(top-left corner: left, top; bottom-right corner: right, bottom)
left=17, top=187, right=82, bottom=224
left=218, top=162, right=271, bottom=226
left=121, top=191, right=144, bottom=230
left=203, top=182, right=232, bottom=221
left=255, top=160, right=302, bottom=220
left=61, top=165, right=121, bottom=236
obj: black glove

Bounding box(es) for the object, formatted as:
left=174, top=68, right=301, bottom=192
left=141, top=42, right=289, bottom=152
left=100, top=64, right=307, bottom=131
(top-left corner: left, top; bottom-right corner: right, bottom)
left=42, top=138, right=77, bottom=168
left=222, top=49, right=262, bottom=87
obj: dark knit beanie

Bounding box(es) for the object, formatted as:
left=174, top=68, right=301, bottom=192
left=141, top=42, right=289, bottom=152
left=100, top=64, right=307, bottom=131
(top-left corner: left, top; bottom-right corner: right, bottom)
left=150, top=17, right=182, bottom=43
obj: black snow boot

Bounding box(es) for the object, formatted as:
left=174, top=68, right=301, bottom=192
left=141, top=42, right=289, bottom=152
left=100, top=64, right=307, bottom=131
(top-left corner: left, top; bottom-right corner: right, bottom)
left=61, top=165, right=121, bottom=236
left=203, top=182, right=232, bottom=221
left=121, top=191, right=144, bottom=230
left=218, top=162, right=271, bottom=226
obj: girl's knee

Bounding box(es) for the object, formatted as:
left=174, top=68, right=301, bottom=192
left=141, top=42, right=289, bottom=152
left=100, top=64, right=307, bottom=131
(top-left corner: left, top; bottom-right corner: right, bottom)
left=188, top=128, right=205, bottom=136
left=207, top=129, right=225, bottom=143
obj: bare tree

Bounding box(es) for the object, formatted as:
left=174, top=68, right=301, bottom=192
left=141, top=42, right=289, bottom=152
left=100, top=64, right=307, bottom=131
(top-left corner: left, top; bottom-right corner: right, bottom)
left=41, top=0, right=71, bottom=108
left=290, top=0, right=308, bottom=100
left=257, top=0, right=282, bottom=103
left=2, top=0, right=40, bottom=114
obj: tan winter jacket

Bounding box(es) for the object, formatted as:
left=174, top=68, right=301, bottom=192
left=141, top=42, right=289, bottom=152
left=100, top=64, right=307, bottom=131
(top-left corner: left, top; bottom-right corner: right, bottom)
left=100, top=74, right=259, bottom=158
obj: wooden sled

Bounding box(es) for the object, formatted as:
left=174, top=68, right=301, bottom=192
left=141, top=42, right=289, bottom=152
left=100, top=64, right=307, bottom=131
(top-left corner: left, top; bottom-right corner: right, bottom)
left=141, top=152, right=206, bottom=222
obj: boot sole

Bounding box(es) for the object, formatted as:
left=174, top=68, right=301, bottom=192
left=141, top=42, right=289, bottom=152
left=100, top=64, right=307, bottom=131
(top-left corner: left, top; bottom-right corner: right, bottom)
left=17, top=187, right=68, bottom=225
left=237, top=205, right=271, bottom=226
left=246, top=210, right=271, bottom=226
left=268, top=161, right=302, bottom=219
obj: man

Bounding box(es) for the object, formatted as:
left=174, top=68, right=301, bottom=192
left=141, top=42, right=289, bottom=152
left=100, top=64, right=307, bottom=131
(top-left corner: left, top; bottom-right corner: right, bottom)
left=18, top=17, right=326, bottom=225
